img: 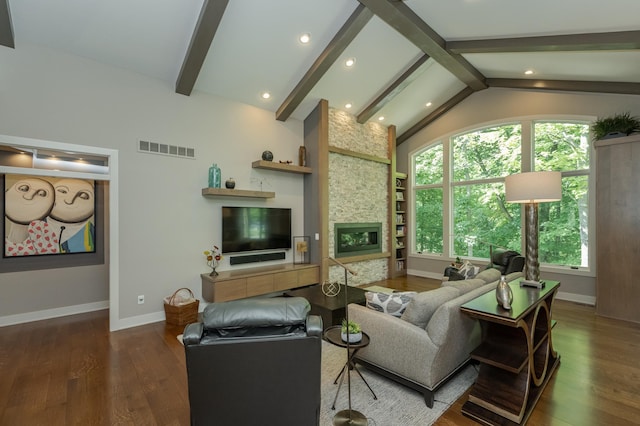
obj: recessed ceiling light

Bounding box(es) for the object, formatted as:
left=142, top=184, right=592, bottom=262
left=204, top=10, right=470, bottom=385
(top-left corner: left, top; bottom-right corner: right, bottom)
left=345, top=57, right=356, bottom=67
left=299, top=33, right=311, bottom=44
left=260, top=91, right=271, bottom=100
left=425, top=102, right=432, bottom=107
left=345, top=103, right=352, bottom=109
left=524, top=69, right=534, bottom=75
left=378, top=116, right=385, bottom=121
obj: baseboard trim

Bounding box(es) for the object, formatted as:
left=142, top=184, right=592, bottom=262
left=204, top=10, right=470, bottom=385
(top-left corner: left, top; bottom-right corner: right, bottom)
left=0, top=301, right=109, bottom=327
left=555, top=291, right=596, bottom=306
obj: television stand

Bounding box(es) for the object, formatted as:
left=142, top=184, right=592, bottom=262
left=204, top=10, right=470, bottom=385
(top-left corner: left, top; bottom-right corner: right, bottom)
left=201, top=263, right=319, bottom=302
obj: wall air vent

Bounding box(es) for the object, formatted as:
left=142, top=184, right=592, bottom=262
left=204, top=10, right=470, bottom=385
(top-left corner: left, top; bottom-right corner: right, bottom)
left=138, top=140, right=195, bottom=159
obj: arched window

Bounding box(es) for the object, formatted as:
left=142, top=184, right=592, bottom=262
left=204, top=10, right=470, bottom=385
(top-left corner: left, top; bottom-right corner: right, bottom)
left=412, top=119, right=591, bottom=270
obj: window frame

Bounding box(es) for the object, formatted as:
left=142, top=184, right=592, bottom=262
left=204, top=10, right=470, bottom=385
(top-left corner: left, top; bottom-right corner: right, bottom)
left=409, top=116, right=596, bottom=277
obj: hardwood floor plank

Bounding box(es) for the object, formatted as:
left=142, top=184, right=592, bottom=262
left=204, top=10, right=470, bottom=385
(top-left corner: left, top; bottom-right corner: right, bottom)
left=0, top=275, right=639, bottom=425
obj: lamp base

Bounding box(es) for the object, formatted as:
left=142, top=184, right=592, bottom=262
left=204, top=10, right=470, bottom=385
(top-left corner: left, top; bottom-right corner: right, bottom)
left=333, top=409, right=368, bottom=425
left=520, top=279, right=545, bottom=288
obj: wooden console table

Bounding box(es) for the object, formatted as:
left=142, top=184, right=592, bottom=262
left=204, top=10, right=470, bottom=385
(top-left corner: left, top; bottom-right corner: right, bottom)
left=201, top=263, right=319, bottom=302
left=460, top=279, right=560, bottom=425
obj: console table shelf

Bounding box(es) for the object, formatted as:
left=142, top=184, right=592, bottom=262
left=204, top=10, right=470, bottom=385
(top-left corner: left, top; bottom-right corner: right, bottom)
left=460, top=279, right=560, bottom=425
left=201, top=187, right=275, bottom=198
left=251, top=160, right=312, bottom=174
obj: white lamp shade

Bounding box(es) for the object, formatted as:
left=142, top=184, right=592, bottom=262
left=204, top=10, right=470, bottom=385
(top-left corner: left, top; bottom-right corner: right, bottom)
left=505, top=171, right=562, bottom=203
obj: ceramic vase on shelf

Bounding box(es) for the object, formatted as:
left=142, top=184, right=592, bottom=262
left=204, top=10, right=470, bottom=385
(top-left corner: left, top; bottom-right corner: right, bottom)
left=496, top=275, right=513, bottom=310
left=208, top=163, right=221, bottom=188
left=225, top=178, right=235, bottom=189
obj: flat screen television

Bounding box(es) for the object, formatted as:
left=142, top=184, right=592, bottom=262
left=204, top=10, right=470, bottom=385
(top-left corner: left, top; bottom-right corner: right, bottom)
left=222, top=206, right=292, bottom=254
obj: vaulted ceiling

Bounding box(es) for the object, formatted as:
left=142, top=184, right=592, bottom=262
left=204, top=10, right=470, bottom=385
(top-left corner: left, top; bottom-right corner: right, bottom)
left=3, top=0, right=640, bottom=144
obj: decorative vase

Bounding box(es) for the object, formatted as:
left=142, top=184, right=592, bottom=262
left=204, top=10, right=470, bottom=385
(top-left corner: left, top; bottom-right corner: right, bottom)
left=225, top=178, right=235, bottom=189
left=496, top=275, right=513, bottom=310
left=209, top=267, right=218, bottom=277
left=208, top=163, right=221, bottom=188
left=298, top=146, right=306, bottom=166
left=341, top=331, right=362, bottom=343
left=262, top=150, right=273, bottom=161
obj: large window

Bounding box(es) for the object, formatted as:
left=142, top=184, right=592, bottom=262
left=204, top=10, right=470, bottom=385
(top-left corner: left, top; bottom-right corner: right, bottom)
left=412, top=119, right=591, bottom=270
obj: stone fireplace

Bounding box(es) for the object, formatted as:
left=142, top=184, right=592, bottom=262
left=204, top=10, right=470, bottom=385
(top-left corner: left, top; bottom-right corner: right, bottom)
left=334, top=222, right=382, bottom=258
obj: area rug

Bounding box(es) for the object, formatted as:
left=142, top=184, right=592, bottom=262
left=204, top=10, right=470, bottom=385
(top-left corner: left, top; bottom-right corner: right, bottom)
left=320, top=341, right=477, bottom=426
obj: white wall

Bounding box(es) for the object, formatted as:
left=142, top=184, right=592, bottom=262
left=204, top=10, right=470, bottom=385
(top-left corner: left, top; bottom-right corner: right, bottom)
left=397, top=87, right=640, bottom=304
left=0, top=43, right=305, bottom=328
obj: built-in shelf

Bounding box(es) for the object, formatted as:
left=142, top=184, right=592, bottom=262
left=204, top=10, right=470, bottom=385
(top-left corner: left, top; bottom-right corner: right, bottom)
left=201, top=187, right=275, bottom=198
left=251, top=160, right=312, bottom=174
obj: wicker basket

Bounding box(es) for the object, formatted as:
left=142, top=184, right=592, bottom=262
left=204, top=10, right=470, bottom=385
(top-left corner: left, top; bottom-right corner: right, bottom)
left=164, top=288, right=199, bottom=326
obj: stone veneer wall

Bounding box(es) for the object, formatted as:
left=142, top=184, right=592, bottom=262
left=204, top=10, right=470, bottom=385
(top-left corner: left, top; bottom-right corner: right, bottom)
left=328, top=108, right=389, bottom=286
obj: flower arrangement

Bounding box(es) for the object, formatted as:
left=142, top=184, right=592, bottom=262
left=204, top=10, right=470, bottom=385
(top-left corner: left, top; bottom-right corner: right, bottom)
left=341, top=319, right=361, bottom=335
left=204, top=245, right=222, bottom=276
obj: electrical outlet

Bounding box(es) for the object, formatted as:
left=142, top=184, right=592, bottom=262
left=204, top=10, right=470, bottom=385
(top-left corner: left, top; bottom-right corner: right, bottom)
left=137, top=295, right=145, bottom=304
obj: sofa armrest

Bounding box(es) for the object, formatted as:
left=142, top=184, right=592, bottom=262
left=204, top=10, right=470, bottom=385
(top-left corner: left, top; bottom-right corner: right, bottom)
left=348, top=304, right=440, bottom=387
left=306, top=315, right=323, bottom=337
left=183, top=322, right=204, bottom=346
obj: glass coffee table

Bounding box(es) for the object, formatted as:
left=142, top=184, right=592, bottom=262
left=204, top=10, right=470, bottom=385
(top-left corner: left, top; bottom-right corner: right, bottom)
left=324, top=325, right=377, bottom=410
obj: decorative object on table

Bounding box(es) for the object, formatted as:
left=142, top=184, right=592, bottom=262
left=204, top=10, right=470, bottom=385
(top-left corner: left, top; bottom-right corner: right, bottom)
left=163, top=287, right=199, bottom=326
left=293, top=236, right=310, bottom=264
left=298, top=145, right=307, bottom=166
left=224, top=178, right=235, bottom=189
left=208, top=163, right=221, bottom=188
left=279, top=160, right=292, bottom=164
left=505, top=171, right=561, bottom=287
left=261, top=150, right=273, bottom=161
left=341, top=319, right=362, bottom=343
left=203, top=244, right=222, bottom=276
left=327, top=257, right=367, bottom=426
left=322, top=280, right=341, bottom=297
left=495, top=275, right=513, bottom=310
left=590, top=112, right=640, bottom=140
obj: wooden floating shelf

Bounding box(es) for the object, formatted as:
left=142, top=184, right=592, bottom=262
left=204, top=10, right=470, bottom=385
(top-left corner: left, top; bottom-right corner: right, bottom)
left=201, top=188, right=275, bottom=198
left=251, top=160, right=312, bottom=174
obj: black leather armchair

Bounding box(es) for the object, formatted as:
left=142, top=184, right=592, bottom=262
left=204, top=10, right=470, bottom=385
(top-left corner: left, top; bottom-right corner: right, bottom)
left=488, top=248, right=525, bottom=275
left=444, top=248, right=524, bottom=281
left=183, top=296, right=323, bottom=426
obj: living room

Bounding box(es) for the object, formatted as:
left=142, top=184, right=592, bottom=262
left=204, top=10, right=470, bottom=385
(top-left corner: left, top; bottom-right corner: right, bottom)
left=1, top=1, right=640, bottom=425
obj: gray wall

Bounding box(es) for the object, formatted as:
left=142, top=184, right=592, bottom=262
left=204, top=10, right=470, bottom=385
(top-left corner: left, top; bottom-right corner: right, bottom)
left=397, top=87, right=640, bottom=303
left=0, top=42, right=305, bottom=327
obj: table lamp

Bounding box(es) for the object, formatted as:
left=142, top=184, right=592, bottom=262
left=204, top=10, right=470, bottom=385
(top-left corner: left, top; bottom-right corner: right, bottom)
left=505, top=171, right=561, bottom=287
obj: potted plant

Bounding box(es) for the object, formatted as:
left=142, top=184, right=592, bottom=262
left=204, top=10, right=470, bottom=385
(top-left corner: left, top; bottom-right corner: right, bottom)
left=341, top=319, right=362, bottom=343
left=591, top=112, right=640, bottom=141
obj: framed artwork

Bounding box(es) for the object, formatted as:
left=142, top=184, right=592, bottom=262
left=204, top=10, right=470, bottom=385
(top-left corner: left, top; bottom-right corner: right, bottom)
left=293, top=236, right=310, bottom=264
left=3, top=174, right=96, bottom=258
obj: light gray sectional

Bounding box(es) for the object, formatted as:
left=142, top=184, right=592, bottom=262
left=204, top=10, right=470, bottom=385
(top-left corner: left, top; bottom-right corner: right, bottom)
left=348, top=269, right=522, bottom=407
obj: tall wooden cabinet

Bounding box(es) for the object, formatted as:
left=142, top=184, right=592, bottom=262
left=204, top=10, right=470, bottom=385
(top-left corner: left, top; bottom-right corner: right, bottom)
left=594, top=133, right=640, bottom=324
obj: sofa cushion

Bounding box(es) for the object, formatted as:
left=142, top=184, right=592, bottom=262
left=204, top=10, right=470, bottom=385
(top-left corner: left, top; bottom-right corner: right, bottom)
left=400, top=286, right=460, bottom=329
left=441, top=278, right=485, bottom=294
left=474, top=267, right=501, bottom=283
left=365, top=291, right=417, bottom=317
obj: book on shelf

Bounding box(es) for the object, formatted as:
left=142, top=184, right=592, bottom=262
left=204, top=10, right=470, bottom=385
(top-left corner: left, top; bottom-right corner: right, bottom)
left=396, top=225, right=406, bottom=236
left=396, top=260, right=404, bottom=271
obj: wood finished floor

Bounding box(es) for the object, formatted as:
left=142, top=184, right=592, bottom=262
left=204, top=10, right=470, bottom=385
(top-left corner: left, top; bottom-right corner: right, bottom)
left=1, top=275, right=639, bottom=425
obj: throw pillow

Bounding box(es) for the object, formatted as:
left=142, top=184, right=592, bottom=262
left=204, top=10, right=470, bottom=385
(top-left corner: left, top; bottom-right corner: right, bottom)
left=365, top=291, right=417, bottom=317
left=400, top=286, right=460, bottom=329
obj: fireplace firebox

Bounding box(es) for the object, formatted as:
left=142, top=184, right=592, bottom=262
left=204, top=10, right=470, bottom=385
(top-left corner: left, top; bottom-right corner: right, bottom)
left=334, top=222, right=382, bottom=258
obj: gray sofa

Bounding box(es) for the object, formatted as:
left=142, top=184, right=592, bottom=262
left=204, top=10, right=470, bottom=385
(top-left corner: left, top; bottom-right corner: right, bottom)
left=348, top=269, right=522, bottom=407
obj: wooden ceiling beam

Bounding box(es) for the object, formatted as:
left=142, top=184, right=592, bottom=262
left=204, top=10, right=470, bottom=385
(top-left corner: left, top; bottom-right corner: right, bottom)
left=175, top=0, right=229, bottom=96
left=448, top=30, right=640, bottom=54
left=358, top=0, right=486, bottom=91
left=276, top=4, right=373, bottom=122
left=487, top=78, right=640, bottom=95
left=357, top=54, right=431, bottom=124
left=0, top=0, right=14, bottom=48
left=396, top=87, right=474, bottom=145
